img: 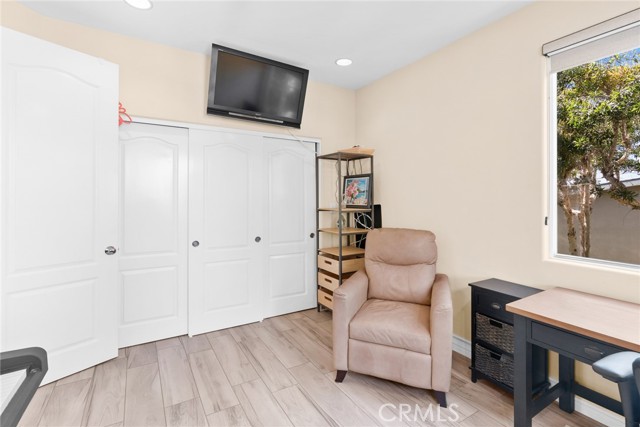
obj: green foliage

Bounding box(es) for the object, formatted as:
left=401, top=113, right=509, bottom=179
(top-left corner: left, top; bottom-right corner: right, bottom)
left=557, top=49, right=640, bottom=210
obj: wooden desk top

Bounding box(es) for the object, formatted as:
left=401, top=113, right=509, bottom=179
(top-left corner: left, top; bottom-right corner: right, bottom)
left=506, top=287, right=640, bottom=352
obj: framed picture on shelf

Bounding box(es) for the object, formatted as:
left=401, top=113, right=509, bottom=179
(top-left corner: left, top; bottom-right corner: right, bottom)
left=342, top=174, right=371, bottom=207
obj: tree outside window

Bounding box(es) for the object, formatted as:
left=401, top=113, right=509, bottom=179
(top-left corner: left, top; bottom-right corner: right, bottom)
left=555, top=48, right=640, bottom=265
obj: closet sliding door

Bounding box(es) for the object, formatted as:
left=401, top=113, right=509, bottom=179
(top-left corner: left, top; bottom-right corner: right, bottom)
left=188, top=130, right=317, bottom=334
left=263, top=137, right=316, bottom=317
left=188, top=129, right=264, bottom=335
left=118, top=123, right=189, bottom=347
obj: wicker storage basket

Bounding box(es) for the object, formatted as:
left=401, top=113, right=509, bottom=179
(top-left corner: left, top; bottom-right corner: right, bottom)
left=475, top=344, right=514, bottom=388
left=476, top=313, right=515, bottom=354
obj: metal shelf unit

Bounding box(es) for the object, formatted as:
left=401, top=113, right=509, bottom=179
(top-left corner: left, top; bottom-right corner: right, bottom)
left=315, top=151, right=374, bottom=310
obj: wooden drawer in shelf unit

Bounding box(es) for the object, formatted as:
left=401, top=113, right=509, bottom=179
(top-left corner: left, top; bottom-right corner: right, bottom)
left=319, top=227, right=370, bottom=236
left=317, top=271, right=354, bottom=291
left=318, top=289, right=334, bottom=309
left=318, top=254, right=364, bottom=276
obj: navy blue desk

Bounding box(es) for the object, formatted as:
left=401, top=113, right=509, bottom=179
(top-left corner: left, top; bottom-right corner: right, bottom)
left=506, top=287, right=640, bottom=427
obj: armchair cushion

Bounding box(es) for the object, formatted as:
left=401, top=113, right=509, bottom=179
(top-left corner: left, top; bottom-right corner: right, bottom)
left=350, top=299, right=431, bottom=355
left=365, top=229, right=437, bottom=305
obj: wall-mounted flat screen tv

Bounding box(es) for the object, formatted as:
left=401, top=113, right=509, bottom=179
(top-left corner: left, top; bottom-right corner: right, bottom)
left=207, top=43, right=309, bottom=128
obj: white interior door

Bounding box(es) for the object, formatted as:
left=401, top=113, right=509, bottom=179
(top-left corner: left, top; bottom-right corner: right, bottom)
left=0, top=29, right=119, bottom=383
left=118, top=123, right=188, bottom=347
left=188, top=129, right=264, bottom=335
left=263, top=138, right=317, bottom=317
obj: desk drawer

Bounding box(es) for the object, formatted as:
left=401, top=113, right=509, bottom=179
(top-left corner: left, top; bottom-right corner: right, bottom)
left=530, top=322, right=621, bottom=363
left=476, top=291, right=515, bottom=324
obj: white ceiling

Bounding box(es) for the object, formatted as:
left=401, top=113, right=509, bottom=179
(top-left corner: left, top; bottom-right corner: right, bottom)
left=17, top=0, right=531, bottom=89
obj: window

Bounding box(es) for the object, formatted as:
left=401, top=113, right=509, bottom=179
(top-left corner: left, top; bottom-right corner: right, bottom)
left=545, top=9, right=640, bottom=267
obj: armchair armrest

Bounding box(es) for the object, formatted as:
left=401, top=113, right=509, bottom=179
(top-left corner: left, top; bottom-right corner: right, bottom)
left=430, top=273, right=453, bottom=392
left=332, top=269, right=369, bottom=371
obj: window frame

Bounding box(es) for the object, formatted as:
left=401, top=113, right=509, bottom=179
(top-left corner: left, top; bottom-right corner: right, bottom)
left=547, top=56, right=640, bottom=271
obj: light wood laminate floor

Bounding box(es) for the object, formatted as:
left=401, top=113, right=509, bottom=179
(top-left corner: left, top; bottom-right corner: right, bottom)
left=19, top=309, right=606, bottom=427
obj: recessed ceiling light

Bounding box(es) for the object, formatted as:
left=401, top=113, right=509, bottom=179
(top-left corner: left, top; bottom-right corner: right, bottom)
left=124, top=0, right=152, bottom=10
left=336, top=58, right=353, bottom=67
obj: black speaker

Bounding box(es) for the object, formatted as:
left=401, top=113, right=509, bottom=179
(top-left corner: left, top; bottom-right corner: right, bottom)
left=354, top=204, right=381, bottom=249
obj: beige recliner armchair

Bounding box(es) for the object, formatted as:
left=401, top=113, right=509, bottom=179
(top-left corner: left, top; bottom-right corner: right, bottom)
left=332, top=228, right=453, bottom=407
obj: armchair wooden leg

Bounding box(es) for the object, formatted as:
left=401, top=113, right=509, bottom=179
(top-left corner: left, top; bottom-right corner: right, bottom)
left=335, top=370, right=347, bottom=383
left=434, top=391, right=447, bottom=408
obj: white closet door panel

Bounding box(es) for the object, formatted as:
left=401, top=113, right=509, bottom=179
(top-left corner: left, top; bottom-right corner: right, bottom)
left=203, top=143, right=250, bottom=248
left=188, top=129, right=263, bottom=335
left=1, top=29, right=119, bottom=383
left=121, top=267, right=177, bottom=323
left=268, top=253, right=305, bottom=297
left=203, top=260, right=250, bottom=310
left=263, top=139, right=316, bottom=317
left=122, top=138, right=178, bottom=255
left=268, top=149, right=305, bottom=244
left=118, top=123, right=188, bottom=347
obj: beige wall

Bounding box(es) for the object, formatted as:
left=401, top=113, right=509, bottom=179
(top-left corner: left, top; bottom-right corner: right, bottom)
left=0, top=1, right=356, bottom=154
left=355, top=0, right=640, bottom=399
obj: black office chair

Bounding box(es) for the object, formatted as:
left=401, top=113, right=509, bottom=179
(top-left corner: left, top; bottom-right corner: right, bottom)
left=0, top=347, right=48, bottom=427
left=635, top=357, right=640, bottom=411
left=592, top=352, right=640, bottom=427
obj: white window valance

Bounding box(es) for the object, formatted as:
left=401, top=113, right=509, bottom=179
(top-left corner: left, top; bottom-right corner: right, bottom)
left=543, top=8, right=640, bottom=73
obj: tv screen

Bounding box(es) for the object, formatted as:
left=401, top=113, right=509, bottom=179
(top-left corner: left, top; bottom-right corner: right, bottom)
left=207, top=44, right=309, bottom=128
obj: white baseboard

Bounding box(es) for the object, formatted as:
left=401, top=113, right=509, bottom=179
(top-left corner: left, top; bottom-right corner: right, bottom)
left=451, top=335, right=624, bottom=427
left=452, top=334, right=472, bottom=359
left=546, top=378, right=625, bottom=427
